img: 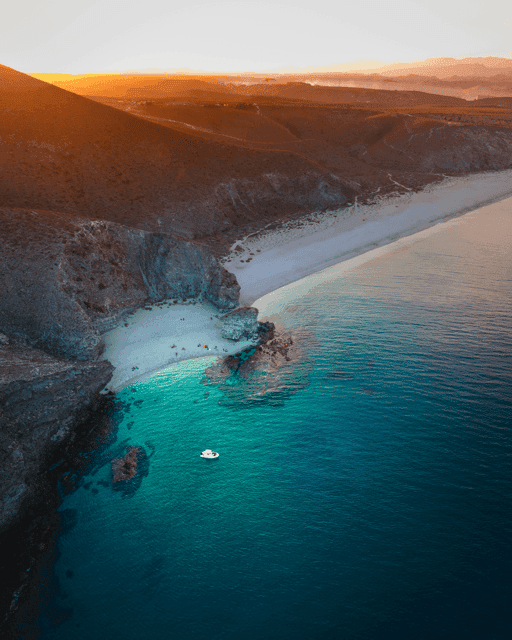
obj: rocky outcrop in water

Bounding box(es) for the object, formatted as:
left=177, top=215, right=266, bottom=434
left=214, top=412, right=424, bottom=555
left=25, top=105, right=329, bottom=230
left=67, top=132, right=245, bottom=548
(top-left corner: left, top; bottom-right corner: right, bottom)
left=0, top=207, right=240, bottom=361
left=202, top=324, right=315, bottom=406
left=112, top=447, right=140, bottom=482
left=0, top=336, right=113, bottom=535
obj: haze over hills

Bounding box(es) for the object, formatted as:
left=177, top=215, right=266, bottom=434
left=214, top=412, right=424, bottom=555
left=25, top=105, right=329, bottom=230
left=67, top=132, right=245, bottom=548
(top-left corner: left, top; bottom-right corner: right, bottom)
left=29, top=56, right=512, bottom=104
left=30, top=56, right=512, bottom=82
left=273, top=56, right=512, bottom=77
left=270, top=60, right=389, bottom=74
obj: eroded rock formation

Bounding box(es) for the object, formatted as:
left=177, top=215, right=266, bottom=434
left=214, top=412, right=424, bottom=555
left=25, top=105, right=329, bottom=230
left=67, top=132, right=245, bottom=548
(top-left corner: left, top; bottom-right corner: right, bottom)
left=220, top=306, right=259, bottom=341
left=0, top=207, right=240, bottom=360
left=202, top=324, right=315, bottom=406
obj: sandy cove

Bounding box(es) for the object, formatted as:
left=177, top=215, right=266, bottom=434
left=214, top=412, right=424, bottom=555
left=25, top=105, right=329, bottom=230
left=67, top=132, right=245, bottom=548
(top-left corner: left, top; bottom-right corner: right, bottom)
left=101, top=301, right=258, bottom=392
left=102, top=168, right=512, bottom=391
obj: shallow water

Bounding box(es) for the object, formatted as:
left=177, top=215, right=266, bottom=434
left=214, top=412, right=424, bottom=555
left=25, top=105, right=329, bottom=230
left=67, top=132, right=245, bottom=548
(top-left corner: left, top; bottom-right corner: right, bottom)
left=36, top=204, right=512, bottom=639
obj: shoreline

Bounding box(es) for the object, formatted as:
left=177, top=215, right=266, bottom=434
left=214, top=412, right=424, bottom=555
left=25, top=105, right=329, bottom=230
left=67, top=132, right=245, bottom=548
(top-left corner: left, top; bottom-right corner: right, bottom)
left=221, top=168, right=512, bottom=306
left=102, top=168, right=512, bottom=390
left=100, top=301, right=259, bottom=392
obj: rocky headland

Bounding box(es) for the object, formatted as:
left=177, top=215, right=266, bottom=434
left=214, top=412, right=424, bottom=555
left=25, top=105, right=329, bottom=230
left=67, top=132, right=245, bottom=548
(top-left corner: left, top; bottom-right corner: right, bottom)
left=0, top=333, right=114, bottom=633
left=0, top=335, right=113, bottom=534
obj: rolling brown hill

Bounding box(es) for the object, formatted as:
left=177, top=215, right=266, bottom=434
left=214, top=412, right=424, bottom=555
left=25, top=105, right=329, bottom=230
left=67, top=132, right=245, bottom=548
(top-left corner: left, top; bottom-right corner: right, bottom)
left=51, top=71, right=473, bottom=107
left=0, top=64, right=348, bottom=241
left=3, top=64, right=512, bottom=253
left=138, top=102, right=300, bottom=144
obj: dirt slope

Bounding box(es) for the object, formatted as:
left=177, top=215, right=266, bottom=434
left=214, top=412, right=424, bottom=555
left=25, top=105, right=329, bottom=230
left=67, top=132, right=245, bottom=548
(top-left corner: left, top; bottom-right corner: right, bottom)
left=0, top=64, right=348, bottom=239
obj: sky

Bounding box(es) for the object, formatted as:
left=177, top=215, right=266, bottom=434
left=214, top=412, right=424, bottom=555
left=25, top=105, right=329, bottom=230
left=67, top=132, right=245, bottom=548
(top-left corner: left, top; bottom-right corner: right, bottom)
left=2, top=0, right=511, bottom=74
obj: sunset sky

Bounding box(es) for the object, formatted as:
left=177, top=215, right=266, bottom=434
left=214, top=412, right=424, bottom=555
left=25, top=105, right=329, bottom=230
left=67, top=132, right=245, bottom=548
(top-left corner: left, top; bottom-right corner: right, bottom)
left=2, top=0, right=510, bottom=74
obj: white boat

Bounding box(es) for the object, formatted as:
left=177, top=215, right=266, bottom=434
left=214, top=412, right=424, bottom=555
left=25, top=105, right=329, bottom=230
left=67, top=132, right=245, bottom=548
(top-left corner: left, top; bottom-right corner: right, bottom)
left=200, top=449, right=219, bottom=459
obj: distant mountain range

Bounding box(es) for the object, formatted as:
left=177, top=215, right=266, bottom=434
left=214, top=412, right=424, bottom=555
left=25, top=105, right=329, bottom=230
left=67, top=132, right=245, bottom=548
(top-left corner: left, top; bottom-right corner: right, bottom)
left=271, top=57, right=512, bottom=78
left=269, top=60, right=388, bottom=74
left=29, top=57, right=512, bottom=80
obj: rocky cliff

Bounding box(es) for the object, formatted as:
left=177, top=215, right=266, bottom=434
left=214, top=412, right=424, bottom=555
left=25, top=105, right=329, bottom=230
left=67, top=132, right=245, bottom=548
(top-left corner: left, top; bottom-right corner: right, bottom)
left=0, top=335, right=113, bottom=535
left=0, top=334, right=115, bottom=635
left=0, top=207, right=240, bottom=361
left=0, top=205, right=246, bottom=630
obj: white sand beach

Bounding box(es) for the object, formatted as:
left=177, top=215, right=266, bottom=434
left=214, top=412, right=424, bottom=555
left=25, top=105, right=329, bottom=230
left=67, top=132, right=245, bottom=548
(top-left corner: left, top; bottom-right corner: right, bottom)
left=101, top=169, right=512, bottom=391
left=222, top=169, right=512, bottom=306
left=101, top=301, right=259, bottom=392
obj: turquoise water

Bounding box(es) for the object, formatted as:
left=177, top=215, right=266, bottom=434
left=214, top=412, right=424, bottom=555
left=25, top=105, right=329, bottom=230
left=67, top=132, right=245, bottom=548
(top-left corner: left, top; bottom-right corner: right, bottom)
left=37, top=207, right=511, bottom=639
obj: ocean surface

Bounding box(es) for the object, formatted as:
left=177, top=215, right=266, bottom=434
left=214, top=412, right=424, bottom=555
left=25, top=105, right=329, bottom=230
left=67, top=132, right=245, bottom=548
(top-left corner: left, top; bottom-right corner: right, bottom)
left=33, top=203, right=511, bottom=639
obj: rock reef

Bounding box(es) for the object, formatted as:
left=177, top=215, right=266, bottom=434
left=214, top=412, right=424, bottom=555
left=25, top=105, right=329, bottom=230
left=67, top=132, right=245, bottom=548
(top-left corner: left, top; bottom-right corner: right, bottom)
left=202, top=324, right=315, bottom=406
left=112, top=447, right=140, bottom=482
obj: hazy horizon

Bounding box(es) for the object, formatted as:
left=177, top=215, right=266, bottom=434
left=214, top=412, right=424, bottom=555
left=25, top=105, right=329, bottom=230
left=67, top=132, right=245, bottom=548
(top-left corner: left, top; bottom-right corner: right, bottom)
left=3, top=0, right=511, bottom=75
left=23, top=55, right=512, bottom=80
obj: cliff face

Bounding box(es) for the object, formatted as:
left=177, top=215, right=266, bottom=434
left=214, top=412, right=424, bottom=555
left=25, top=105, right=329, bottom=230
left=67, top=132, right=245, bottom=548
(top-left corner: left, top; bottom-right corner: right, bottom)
left=0, top=207, right=240, bottom=360
left=0, top=335, right=113, bottom=534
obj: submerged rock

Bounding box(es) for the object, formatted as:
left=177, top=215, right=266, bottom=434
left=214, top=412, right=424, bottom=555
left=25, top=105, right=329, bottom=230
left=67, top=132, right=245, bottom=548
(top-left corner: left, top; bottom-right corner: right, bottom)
left=111, top=446, right=150, bottom=499
left=112, top=447, right=141, bottom=482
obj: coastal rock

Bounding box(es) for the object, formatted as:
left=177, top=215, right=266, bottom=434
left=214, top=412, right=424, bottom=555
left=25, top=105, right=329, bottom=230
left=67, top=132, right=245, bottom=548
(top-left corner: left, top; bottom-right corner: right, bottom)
left=0, top=386, right=119, bottom=636
left=0, top=207, right=240, bottom=360
left=202, top=325, right=316, bottom=406
left=220, top=306, right=259, bottom=341
left=0, top=339, right=113, bottom=534
left=112, top=447, right=140, bottom=482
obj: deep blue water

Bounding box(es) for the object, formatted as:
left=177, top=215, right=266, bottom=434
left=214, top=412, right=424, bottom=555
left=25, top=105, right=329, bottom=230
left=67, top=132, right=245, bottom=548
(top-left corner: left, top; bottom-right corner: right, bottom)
left=36, top=206, right=512, bottom=639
